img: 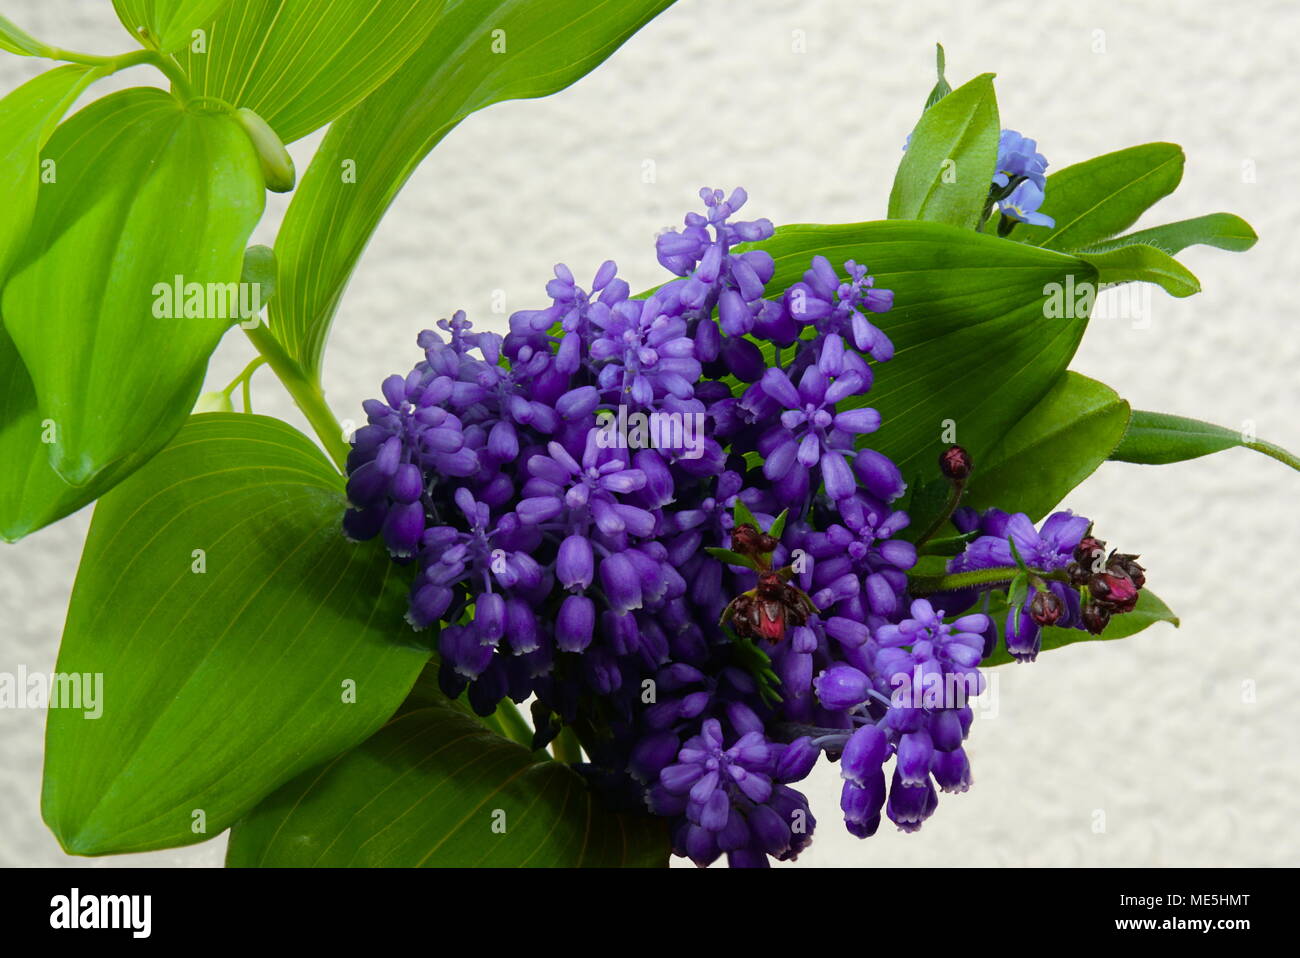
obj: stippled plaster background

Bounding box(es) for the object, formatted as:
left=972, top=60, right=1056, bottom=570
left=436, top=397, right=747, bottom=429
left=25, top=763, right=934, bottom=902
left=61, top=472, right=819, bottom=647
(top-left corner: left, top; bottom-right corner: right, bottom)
left=1, top=0, right=1297, bottom=868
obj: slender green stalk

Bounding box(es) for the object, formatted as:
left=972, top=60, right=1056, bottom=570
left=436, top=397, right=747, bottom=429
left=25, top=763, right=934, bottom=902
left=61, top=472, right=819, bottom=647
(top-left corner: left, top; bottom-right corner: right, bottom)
left=48, top=47, right=194, bottom=102
left=492, top=699, right=536, bottom=751
left=551, top=726, right=585, bottom=764
left=243, top=324, right=350, bottom=472
left=910, top=564, right=1071, bottom=596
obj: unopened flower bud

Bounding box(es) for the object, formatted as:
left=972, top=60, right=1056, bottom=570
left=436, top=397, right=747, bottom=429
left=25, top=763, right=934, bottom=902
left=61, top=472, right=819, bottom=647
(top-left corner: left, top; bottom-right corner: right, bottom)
left=1089, top=570, right=1140, bottom=614
left=1028, top=588, right=1063, bottom=627
left=1081, top=601, right=1111, bottom=635
left=939, top=445, right=972, bottom=481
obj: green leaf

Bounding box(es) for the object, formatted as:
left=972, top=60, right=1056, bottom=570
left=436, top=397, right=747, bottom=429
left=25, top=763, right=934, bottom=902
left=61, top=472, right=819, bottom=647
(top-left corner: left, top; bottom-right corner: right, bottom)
left=269, top=0, right=675, bottom=379
left=889, top=73, right=999, bottom=228
left=1077, top=243, right=1201, bottom=298
left=704, top=546, right=758, bottom=570
left=983, top=589, right=1178, bottom=666
left=0, top=14, right=55, bottom=57
left=923, top=43, right=951, bottom=109
left=42, top=414, right=428, bottom=855
left=1079, top=212, right=1258, bottom=257
left=174, top=0, right=452, bottom=143
left=966, top=373, right=1130, bottom=519
left=751, top=221, right=1098, bottom=479
left=1009, top=143, right=1184, bottom=251
left=0, top=65, right=102, bottom=284
left=111, top=0, right=233, bottom=52
left=1110, top=410, right=1300, bottom=473
left=225, top=704, right=669, bottom=867
left=2, top=88, right=264, bottom=490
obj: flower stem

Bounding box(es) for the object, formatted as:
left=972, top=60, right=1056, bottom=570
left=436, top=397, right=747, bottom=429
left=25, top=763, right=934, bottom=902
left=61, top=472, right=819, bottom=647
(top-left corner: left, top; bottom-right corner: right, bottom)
left=913, top=476, right=968, bottom=550
left=910, top=564, right=1071, bottom=596
left=243, top=324, right=350, bottom=472
left=48, top=48, right=194, bottom=103
left=492, top=699, right=536, bottom=751
left=551, top=726, right=585, bottom=764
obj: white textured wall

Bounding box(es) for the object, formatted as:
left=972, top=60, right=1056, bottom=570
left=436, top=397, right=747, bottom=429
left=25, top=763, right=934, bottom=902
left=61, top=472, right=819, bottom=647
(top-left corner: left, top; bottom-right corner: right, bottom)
left=2, top=0, right=1297, bottom=867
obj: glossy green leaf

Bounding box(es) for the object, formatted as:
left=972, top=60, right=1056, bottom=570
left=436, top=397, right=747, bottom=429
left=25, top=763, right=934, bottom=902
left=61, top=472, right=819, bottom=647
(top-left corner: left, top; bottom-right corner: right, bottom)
left=227, top=703, right=669, bottom=867
left=0, top=14, right=55, bottom=57
left=0, top=65, right=101, bottom=284
left=888, top=73, right=999, bottom=228
left=270, top=0, right=676, bottom=379
left=174, top=0, right=451, bottom=144
left=0, top=329, right=179, bottom=542
left=1110, top=410, right=1300, bottom=473
left=42, top=414, right=428, bottom=855
left=2, top=88, right=264, bottom=489
left=983, top=589, right=1179, bottom=666
left=1079, top=212, right=1258, bottom=256
left=111, top=0, right=233, bottom=52
left=908, top=373, right=1130, bottom=533
left=1078, top=243, right=1201, bottom=298
left=753, top=222, right=1098, bottom=479
left=1010, top=143, right=1185, bottom=251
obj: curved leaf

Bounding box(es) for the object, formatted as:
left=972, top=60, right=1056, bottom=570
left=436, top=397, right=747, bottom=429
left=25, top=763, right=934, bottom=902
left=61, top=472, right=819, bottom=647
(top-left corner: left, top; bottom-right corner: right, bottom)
left=753, top=222, right=1098, bottom=478
left=2, top=88, right=264, bottom=487
left=42, top=414, right=428, bottom=855
left=0, top=65, right=101, bottom=284
left=1011, top=143, right=1184, bottom=251
left=1111, top=410, right=1300, bottom=473
left=111, top=0, right=234, bottom=52
left=1080, top=212, right=1257, bottom=257
left=909, top=372, right=1130, bottom=532
left=1078, top=243, right=1201, bottom=298
left=226, top=704, right=669, bottom=867
left=0, top=14, right=55, bottom=57
left=270, top=0, right=676, bottom=379
left=174, top=0, right=450, bottom=143
left=889, top=73, right=999, bottom=228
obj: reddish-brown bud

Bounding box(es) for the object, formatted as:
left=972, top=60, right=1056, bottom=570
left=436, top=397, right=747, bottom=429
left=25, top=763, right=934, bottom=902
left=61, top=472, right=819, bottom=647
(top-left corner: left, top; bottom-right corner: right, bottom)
left=1029, top=589, right=1064, bottom=627
left=1074, top=536, right=1107, bottom=571
left=939, top=445, right=972, bottom=481
left=1088, top=570, right=1140, bottom=614
left=731, top=523, right=777, bottom=557
left=1081, top=601, right=1111, bottom=635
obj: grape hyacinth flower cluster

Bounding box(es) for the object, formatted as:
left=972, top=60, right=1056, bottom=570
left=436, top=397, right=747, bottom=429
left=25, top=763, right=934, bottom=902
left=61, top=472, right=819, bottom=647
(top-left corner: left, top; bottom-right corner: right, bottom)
left=343, top=187, right=1145, bottom=867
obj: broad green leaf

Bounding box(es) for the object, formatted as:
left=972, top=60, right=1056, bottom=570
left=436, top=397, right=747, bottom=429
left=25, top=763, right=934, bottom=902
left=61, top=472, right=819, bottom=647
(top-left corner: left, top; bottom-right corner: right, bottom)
left=174, top=0, right=451, bottom=143
left=889, top=73, right=999, bottom=228
left=270, top=0, right=676, bottom=379
left=0, top=327, right=179, bottom=542
left=1078, top=244, right=1200, bottom=298
left=1110, top=410, right=1300, bottom=473
left=752, top=222, right=1098, bottom=479
left=226, top=704, right=669, bottom=867
left=0, top=14, right=55, bottom=57
left=111, top=0, right=233, bottom=52
left=42, top=414, right=428, bottom=855
left=2, top=88, right=264, bottom=488
left=1080, top=213, right=1258, bottom=257
left=983, top=589, right=1179, bottom=666
left=908, top=373, right=1130, bottom=532
left=0, top=65, right=101, bottom=283
left=1010, top=143, right=1184, bottom=251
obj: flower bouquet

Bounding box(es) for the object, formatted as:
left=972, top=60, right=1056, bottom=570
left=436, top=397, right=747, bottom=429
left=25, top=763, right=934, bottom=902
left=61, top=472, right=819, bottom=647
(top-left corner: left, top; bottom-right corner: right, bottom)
left=2, top=5, right=1293, bottom=869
